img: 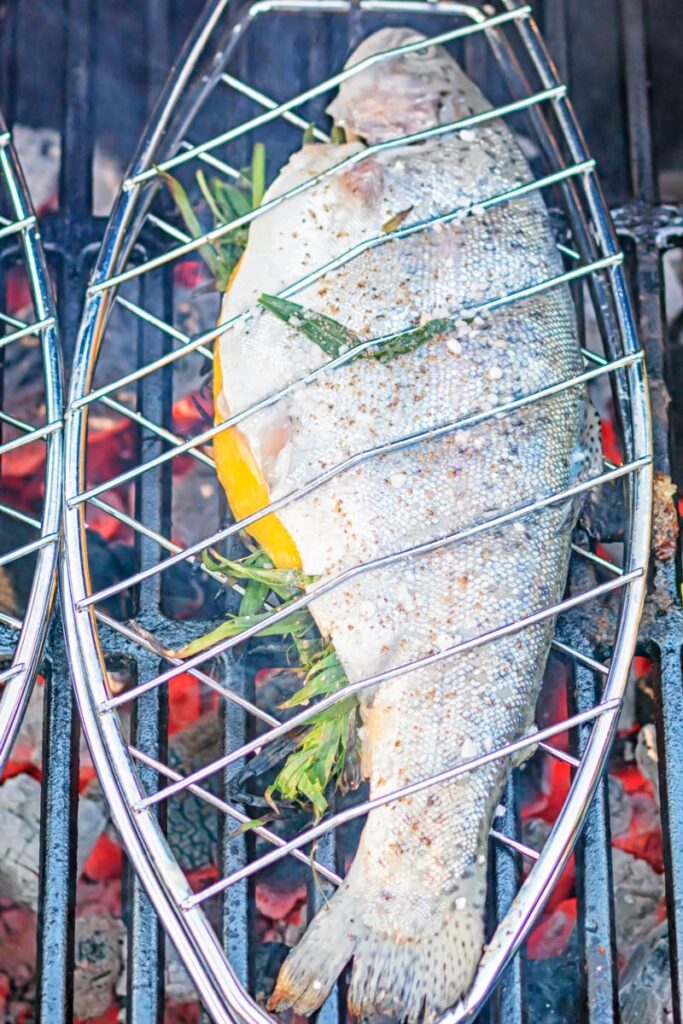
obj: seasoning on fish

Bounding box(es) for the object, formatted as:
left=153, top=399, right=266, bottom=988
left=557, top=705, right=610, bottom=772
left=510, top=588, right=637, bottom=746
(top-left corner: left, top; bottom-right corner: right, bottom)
left=214, top=26, right=596, bottom=1022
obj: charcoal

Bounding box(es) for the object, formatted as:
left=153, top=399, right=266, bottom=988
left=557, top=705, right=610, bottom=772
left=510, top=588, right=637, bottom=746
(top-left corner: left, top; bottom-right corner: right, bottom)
left=526, top=929, right=584, bottom=1024
left=165, top=939, right=198, bottom=1004
left=86, top=532, right=136, bottom=620
left=619, top=922, right=673, bottom=1024
left=0, top=775, right=106, bottom=910
left=167, top=785, right=218, bottom=871
left=609, top=775, right=633, bottom=837
left=612, top=848, right=665, bottom=963
left=522, top=817, right=552, bottom=854
left=11, top=125, right=60, bottom=213
left=255, top=942, right=289, bottom=1005
left=73, top=913, right=124, bottom=1021
left=635, top=724, right=660, bottom=805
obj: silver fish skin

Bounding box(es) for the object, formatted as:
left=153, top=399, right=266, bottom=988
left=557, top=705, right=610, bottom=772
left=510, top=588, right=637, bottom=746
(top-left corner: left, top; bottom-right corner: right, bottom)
left=217, top=27, right=590, bottom=1023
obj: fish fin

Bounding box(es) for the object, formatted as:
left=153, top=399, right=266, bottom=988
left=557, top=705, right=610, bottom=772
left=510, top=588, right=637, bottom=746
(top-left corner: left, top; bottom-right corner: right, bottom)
left=269, top=869, right=485, bottom=1022
left=581, top=398, right=604, bottom=477
left=268, top=883, right=356, bottom=1015
left=567, top=398, right=603, bottom=488
left=554, top=398, right=604, bottom=536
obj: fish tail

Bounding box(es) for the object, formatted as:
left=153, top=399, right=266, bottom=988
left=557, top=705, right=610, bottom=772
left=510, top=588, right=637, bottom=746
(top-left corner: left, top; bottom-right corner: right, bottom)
left=268, top=867, right=486, bottom=1022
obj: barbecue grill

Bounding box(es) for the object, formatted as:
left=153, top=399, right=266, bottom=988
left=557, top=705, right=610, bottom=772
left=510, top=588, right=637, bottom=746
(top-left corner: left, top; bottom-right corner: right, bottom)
left=0, top=113, right=62, bottom=773
left=57, top=0, right=654, bottom=1020
left=1, top=0, right=680, bottom=1021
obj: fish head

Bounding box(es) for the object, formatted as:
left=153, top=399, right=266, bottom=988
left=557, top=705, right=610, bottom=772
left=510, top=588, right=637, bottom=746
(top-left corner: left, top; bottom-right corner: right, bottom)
left=326, top=27, right=474, bottom=143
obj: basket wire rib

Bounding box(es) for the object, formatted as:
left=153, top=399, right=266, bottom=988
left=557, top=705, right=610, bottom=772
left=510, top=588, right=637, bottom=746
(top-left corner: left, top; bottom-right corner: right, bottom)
left=61, top=2, right=652, bottom=1022
left=0, top=114, right=63, bottom=773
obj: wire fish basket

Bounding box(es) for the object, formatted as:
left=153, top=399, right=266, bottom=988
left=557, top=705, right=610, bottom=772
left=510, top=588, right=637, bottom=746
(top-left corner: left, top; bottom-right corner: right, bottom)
left=62, top=1, right=652, bottom=1021
left=0, top=114, right=63, bottom=774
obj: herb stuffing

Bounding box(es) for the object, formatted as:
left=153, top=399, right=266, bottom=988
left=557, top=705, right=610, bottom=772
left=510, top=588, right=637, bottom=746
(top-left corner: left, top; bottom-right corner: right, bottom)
left=174, top=547, right=359, bottom=820
left=163, top=141, right=266, bottom=290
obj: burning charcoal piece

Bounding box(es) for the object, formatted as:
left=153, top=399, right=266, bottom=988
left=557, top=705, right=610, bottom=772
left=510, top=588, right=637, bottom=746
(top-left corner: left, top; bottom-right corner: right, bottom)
left=635, top=724, right=660, bottom=806
left=86, top=532, right=136, bottom=620
left=608, top=775, right=633, bottom=837
left=255, top=943, right=290, bottom=1007
left=612, top=848, right=665, bottom=963
left=73, top=913, right=124, bottom=1021
left=165, top=938, right=200, bottom=1005
left=0, top=775, right=106, bottom=911
left=167, top=784, right=219, bottom=872
left=526, top=930, right=584, bottom=1024
left=619, top=922, right=673, bottom=1024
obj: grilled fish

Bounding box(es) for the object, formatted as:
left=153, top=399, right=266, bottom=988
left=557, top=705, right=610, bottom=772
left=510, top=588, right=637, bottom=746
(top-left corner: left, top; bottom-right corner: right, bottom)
left=214, top=27, right=593, bottom=1022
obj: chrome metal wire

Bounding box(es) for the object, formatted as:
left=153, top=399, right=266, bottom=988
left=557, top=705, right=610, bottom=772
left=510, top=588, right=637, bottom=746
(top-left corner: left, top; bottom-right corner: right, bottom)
left=61, top=3, right=652, bottom=1023
left=0, top=114, right=63, bottom=775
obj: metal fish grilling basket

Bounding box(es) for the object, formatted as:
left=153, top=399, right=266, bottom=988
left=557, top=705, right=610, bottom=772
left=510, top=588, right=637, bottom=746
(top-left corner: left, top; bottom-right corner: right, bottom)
left=61, top=2, right=652, bottom=1021
left=0, top=114, right=63, bottom=775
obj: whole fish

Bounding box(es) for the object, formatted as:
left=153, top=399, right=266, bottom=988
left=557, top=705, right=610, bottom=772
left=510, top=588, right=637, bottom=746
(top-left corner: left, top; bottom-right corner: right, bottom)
left=214, top=27, right=594, bottom=1022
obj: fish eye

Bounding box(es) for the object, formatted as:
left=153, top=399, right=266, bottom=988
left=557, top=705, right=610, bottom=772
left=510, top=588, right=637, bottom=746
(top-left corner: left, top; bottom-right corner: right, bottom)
left=413, top=44, right=437, bottom=60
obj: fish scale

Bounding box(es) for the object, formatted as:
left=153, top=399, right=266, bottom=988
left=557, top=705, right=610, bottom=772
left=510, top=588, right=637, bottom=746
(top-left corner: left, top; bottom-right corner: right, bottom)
left=217, top=27, right=587, bottom=1023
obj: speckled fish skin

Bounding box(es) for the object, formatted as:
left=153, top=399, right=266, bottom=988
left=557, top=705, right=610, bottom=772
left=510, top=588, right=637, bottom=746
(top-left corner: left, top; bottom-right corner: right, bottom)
left=218, top=28, right=587, bottom=1022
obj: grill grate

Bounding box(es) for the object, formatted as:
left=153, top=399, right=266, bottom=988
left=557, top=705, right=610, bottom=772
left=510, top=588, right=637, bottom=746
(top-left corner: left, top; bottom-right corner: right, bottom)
left=1, top=0, right=681, bottom=1022
left=61, top=1, right=651, bottom=1022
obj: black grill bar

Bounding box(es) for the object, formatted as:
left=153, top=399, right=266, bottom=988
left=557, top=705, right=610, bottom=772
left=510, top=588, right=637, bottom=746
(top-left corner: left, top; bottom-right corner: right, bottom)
left=612, top=0, right=683, bottom=1020
left=0, top=0, right=679, bottom=1021
left=35, top=620, right=79, bottom=1023
left=129, top=247, right=171, bottom=1024
left=125, top=6, right=174, bottom=1016
left=34, top=0, right=93, bottom=1014
left=571, top=660, right=620, bottom=1023
left=493, top=777, right=526, bottom=1023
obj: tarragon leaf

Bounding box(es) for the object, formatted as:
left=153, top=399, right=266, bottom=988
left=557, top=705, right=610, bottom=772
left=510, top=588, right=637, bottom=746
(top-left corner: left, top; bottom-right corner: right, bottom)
left=251, top=142, right=267, bottom=209
left=164, top=143, right=267, bottom=293
left=196, top=169, right=227, bottom=225
left=228, top=815, right=272, bottom=838
left=202, top=548, right=318, bottom=599
left=280, top=649, right=346, bottom=708
left=372, top=315, right=453, bottom=362
left=267, top=713, right=352, bottom=819
left=175, top=607, right=311, bottom=659
left=160, top=171, right=220, bottom=279
left=221, top=182, right=253, bottom=221
left=239, top=576, right=271, bottom=617
left=259, top=293, right=359, bottom=359
left=259, top=292, right=455, bottom=364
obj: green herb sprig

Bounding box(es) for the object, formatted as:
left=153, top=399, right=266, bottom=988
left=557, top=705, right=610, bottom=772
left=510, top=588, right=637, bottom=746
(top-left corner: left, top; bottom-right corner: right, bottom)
left=175, top=546, right=359, bottom=819
left=259, top=292, right=456, bottom=363
left=163, top=142, right=267, bottom=291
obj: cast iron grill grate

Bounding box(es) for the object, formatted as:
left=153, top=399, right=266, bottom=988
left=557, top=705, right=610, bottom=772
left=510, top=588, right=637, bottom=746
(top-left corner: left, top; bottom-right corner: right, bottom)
left=2, top=0, right=681, bottom=1022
